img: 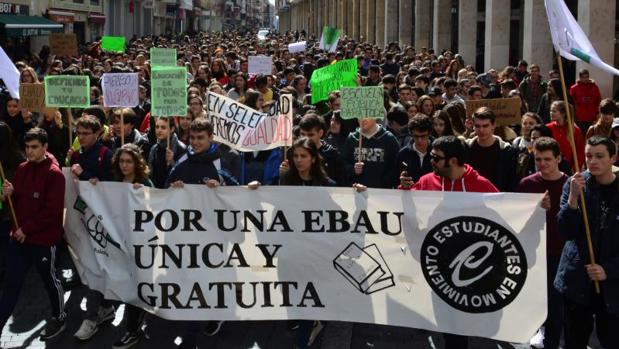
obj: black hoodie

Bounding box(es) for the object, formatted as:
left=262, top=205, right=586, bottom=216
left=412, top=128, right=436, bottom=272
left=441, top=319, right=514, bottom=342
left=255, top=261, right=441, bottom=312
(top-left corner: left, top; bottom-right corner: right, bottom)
left=166, top=143, right=221, bottom=187
left=342, top=125, right=400, bottom=188
left=319, top=140, right=346, bottom=186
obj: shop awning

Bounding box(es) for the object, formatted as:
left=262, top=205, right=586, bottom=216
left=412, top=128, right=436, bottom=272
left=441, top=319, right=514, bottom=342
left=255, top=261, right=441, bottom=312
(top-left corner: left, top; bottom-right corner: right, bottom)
left=88, top=14, right=106, bottom=24
left=0, top=15, right=63, bottom=37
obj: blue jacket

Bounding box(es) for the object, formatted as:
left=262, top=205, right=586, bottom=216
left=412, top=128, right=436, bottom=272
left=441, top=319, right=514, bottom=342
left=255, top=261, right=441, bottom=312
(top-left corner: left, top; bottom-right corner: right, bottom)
left=166, top=144, right=221, bottom=187
left=69, top=141, right=113, bottom=181
left=554, top=171, right=619, bottom=315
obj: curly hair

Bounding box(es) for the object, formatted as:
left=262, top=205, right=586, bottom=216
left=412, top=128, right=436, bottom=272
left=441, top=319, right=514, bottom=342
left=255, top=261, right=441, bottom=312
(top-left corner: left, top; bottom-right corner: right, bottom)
left=111, top=143, right=150, bottom=183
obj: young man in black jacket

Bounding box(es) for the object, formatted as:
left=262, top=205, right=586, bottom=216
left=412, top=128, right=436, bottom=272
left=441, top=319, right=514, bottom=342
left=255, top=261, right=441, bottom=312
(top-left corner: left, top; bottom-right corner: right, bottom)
left=109, top=107, right=150, bottom=155
left=396, top=114, right=433, bottom=188
left=465, top=107, right=518, bottom=192
left=555, top=136, right=619, bottom=348
left=166, top=118, right=225, bottom=348
left=148, top=117, right=186, bottom=188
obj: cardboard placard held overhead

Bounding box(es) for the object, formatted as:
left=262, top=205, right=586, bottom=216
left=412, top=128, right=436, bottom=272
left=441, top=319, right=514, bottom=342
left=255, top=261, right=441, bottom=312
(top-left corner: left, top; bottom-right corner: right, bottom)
left=288, top=41, right=306, bottom=54
left=465, top=97, right=522, bottom=126
left=309, top=59, right=358, bottom=104
left=19, top=83, right=46, bottom=111
left=150, top=48, right=177, bottom=67
left=49, top=33, right=78, bottom=57
left=151, top=67, right=187, bottom=117
left=340, top=86, right=385, bottom=120
left=248, top=56, right=273, bottom=75
left=44, top=75, right=90, bottom=108
left=102, top=73, right=139, bottom=107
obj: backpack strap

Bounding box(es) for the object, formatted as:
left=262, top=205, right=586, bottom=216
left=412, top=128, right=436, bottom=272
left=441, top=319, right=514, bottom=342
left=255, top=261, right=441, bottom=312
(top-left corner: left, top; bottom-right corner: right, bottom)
left=98, top=146, right=108, bottom=172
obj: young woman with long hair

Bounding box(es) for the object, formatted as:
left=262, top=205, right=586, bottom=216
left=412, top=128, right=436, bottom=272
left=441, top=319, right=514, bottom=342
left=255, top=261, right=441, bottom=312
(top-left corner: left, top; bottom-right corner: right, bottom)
left=39, top=108, right=70, bottom=163
left=546, top=100, right=585, bottom=171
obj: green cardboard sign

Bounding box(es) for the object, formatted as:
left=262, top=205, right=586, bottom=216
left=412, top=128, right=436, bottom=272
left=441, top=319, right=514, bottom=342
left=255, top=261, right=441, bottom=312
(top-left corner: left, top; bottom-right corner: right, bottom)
left=44, top=75, right=90, bottom=108
left=150, top=48, right=177, bottom=67
left=151, top=67, right=187, bottom=117
left=101, top=36, right=126, bottom=53
left=309, top=59, right=358, bottom=104
left=340, top=86, right=385, bottom=120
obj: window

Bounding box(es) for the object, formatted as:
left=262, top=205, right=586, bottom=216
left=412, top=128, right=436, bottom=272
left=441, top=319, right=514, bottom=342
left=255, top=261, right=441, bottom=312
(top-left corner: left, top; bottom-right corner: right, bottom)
left=91, top=0, right=100, bottom=5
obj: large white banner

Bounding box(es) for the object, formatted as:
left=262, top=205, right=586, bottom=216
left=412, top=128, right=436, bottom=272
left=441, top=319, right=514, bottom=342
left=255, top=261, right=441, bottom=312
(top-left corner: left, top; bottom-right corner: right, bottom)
left=63, top=171, right=547, bottom=343
left=205, top=92, right=293, bottom=152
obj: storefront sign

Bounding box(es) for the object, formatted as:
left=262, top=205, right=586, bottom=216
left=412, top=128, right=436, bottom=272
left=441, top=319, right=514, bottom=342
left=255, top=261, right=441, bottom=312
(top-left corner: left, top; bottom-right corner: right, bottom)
left=0, top=3, right=28, bottom=15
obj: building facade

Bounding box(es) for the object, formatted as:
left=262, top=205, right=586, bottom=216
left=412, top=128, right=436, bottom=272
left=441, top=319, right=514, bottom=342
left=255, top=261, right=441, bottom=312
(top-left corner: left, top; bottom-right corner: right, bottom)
left=278, top=0, right=619, bottom=97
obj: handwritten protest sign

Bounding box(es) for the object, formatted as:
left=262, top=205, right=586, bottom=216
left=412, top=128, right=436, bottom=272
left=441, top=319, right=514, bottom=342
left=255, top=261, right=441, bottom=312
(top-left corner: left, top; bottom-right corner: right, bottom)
left=248, top=56, right=273, bottom=75
left=319, top=26, right=341, bottom=53
left=101, top=36, right=126, bottom=53
left=150, top=48, right=177, bottom=67
left=44, top=75, right=90, bottom=108
left=310, top=59, right=358, bottom=104
left=340, top=86, right=385, bottom=119
left=465, top=97, right=522, bottom=126
left=205, top=91, right=292, bottom=152
left=49, top=33, right=78, bottom=57
left=288, top=41, right=306, bottom=54
left=102, top=73, right=139, bottom=107
left=19, top=83, right=45, bottom=111
left=151, top=67, right=187, bottom=117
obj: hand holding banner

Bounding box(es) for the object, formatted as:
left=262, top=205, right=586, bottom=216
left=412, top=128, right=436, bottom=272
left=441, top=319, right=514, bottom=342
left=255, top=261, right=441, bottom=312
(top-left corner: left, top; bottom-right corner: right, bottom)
left=102, top=73, right=139, bottom=107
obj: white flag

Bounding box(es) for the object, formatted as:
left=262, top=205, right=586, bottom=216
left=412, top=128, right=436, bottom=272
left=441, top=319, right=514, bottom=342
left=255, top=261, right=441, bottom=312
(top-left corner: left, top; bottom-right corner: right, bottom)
left=0, top=44, right=20, bottom=99
left=545, top=0, right=619, bottom=76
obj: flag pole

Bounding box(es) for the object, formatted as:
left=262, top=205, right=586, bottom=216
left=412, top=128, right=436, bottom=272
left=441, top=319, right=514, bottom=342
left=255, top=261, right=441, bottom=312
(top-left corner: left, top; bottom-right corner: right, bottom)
left=0, top=159, right=18, bottom=229
left=556, top=52, right=600, bottom=294
left=120, top=108, right=125, bottom=145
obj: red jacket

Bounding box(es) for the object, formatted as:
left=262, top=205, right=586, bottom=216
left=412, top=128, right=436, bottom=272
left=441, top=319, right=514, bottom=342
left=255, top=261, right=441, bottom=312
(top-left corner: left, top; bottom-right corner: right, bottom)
left=400, top=164, right=498, bottom=193
left=11, top=156, right=65, bottom=246
left=570, top=80, right=601, bottom=122
left=546, top=121, right=585, bottom=171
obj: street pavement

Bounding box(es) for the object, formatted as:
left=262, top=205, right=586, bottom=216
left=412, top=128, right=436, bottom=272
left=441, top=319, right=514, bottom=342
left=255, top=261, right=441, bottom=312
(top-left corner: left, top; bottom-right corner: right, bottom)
left=0, top=268, right=602, bottom=349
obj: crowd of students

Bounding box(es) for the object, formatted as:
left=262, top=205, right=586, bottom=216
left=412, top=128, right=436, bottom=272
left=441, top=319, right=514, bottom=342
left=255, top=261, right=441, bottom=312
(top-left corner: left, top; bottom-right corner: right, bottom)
left=0, top=29, right=618, bottom=349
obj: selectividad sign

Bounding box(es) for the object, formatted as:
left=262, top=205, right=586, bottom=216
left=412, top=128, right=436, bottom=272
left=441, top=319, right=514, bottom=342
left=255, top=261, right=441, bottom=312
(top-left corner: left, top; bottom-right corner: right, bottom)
left=63, top=169, right=547, bottom=343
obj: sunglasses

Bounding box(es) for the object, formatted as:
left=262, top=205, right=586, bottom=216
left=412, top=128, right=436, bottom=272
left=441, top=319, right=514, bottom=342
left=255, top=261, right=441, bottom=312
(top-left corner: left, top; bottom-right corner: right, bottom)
left=430, top=153, right=446, bottom=162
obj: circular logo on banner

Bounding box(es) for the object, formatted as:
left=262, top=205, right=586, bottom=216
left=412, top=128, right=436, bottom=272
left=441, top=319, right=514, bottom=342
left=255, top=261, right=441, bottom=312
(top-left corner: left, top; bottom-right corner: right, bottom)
left=421, top=216, right=527, bottom=313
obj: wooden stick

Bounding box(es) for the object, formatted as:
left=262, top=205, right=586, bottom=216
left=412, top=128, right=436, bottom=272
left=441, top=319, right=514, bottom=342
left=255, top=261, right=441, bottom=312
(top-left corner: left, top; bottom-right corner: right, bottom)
left=67, top=108, right=74, bottom=149
left=556, top=53, right=600, bottom=294
left=358, top=120, right=364, bottom=163
left=120, top=108, right=125, bottom=145
left=0, top=159, right=19, bottom=229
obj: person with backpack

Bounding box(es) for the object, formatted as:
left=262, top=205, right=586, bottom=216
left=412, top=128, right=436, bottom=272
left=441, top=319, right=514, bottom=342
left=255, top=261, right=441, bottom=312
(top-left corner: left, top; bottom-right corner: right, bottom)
left=69, top=115, right=116, bottom=341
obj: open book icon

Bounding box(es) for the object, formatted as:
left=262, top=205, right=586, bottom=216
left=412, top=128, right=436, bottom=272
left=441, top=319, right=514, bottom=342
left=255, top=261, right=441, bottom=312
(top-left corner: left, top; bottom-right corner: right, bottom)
left=333, top=242, right=395, bottom=295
